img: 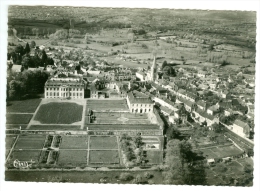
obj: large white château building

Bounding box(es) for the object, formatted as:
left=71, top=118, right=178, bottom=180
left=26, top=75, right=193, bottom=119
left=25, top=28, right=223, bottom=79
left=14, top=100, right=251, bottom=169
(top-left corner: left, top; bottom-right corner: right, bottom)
left=45, top=77, right=86, bottom=99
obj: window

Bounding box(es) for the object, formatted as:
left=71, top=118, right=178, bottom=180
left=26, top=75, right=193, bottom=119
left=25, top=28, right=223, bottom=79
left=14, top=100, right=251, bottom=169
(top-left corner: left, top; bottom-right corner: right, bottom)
left=57, top=93, right=59, bottom=96
left=54, top=92, right=55, bottom=96
left=46, top=92, right=48, bottom=96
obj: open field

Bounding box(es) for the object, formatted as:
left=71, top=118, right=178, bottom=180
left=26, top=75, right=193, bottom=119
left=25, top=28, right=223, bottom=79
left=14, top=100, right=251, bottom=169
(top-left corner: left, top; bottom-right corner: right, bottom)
left=28, top=125, right=81, bottom=131
left=6, top=114, right=33, bottom=124
left=14, top=135, right=46, bottom=149
left=8, top=150, right=41, bottom=163
left=59, top=136, right=88, bottom=149
left=5, top=135, right=17, bottom=149
left=34, top=102, right=83, bottom=124
left=6, top=99, right=41, bottom=113
left=87, top=124, right=159, bottom=130
left=57, top=150, right=87, bottom=166
left=86, top=99, right=128, bottom=112
left=89, top=136, right=118, bottom=150
left=200, top=145, right=243, bottom=159
left=91, top=112, right=151, bottom=124
left=89, top=150, right=119, bottom=164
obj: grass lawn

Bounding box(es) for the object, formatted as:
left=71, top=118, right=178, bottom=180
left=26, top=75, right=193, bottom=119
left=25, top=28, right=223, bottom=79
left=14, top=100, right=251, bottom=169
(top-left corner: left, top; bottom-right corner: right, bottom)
left=59, top=136, right=88, bottom=149
left=144, top=150, right=163, bottom=164
left=8, top=150, right=41, bottom=163
left=57, top=150, right=87, bottom=166
left=34, top=102, right=83, bottom=124
left=29, top=125, right=81, bottom=131
left=86, top=100, right=128, bottom=112
left=89, top=150, right=119, bottom=164
left=5, top=135, right=17, bottom=149
left=6, top=114, right=33, bottom=124
left=14, top=135, right=46, bottom=149
left=89, top=136, right=118, bottom=149
left=6, top=99, right=41, bottom=113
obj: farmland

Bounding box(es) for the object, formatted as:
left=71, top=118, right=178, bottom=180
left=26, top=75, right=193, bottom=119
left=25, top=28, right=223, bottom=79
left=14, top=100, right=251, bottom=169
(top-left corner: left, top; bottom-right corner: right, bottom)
left=6, top=99, right=41, bottom=113
left=6, top=114, right=33, bottom=124
left=34, top=102, right=83, bottom=124
left=59, top=136, right=88, bottom=149
left=14, top=135, right=46, bottom=149
left=89, top=150, right=120, bottom=164
left=57, top=150, right=87, bottom=166
left=89, top=136, right=118, bottom=150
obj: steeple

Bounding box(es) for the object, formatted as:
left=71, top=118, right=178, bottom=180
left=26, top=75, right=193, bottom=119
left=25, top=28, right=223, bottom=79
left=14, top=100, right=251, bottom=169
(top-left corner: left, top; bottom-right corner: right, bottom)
left=151, top=55, right=157, bottom=81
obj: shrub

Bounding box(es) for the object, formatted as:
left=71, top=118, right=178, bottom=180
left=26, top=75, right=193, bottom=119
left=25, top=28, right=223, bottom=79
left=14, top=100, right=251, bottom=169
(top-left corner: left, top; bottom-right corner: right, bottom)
left=119, top=173, right=134, bottom=181
left=132, top=174, right=147, bottom=184
left=144, top=172, right=153, bottom=179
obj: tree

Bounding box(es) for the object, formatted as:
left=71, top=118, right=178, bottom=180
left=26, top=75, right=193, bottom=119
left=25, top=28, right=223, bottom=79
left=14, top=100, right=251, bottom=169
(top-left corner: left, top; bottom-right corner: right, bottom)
left=15, top=44, right=24, bottom=55
left=41, top=50, right=48, bottom=66
left=30, top=41, right=36, bottom=49
left=164, top=139, right=207, bottom=185
left=162, top=60, right=168, bottom=69
left=133, top=134, right=143, bottom=148
left=208, top=43, right=214, bottom=51
left=21, top=56, right=30, bottom=69
left=24, top=42, right=30, bottom=54
left=166, top=126, right=181, bottom=140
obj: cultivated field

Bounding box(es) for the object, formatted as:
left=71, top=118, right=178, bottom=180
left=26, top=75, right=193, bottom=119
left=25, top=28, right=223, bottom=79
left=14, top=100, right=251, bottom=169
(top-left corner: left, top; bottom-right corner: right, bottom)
left=57, top=150, right=87, bottom=166
left=89, top=150, right=119, bottom=164
left=28, top=125, right=81, bottom=131
left=34, top=102, right=83, bottom=124
left=86, top=99, right=128, bottom=112
left=6, top=99, right=41, bottom=113
left=89, top=136, right=118, bottom=150
left=6, top=114, right=33, bottom=124
left=87, top=124, right=159, bottom=130
left=88, top=112, right=152, bottom=125
left=200, top=145, right=243, bottom=159
left=8, top=150, right=41, bottom=163
left=59, top=136, right=88, bottom=149
left=14, top=135, right=46, bottom=149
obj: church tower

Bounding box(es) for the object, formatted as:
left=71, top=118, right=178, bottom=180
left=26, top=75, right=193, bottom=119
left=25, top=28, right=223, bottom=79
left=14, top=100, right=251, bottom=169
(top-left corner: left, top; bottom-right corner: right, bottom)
left=150, top=55, right=157, bottom=81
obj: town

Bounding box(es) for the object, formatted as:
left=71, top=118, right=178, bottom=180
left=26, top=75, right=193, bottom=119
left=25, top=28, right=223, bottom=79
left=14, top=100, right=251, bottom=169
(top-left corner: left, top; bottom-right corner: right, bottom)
left=5, top=6, right=255, bottom=186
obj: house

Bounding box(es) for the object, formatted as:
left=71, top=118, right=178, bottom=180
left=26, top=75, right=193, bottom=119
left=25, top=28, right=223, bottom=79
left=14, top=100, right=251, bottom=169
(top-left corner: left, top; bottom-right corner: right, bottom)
left=207, top=105, right=219, bottom=115
left=197, top=70, right=208, bottom=78
left=192, top=108, right=219, bottom=126
left=196, top=100, right=208, bottom=111
left=136, top=71, right=146, bottom=81
left=160, top=106, right=174, bottom=116
left=11, top=65, right=22, bottom=73
left=126, top=91, right=154, bottom=113
left=232, top=119, right=250, bottom=138
left=177, top=97, right=196, bottom=112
